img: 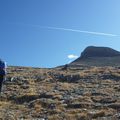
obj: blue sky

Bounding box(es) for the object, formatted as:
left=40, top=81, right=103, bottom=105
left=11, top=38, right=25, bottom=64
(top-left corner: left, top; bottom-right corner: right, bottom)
left=0, top=0, right=120, bottom=68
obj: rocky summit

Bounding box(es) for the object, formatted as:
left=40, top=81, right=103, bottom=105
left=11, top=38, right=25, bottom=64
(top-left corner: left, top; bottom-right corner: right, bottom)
left=0, top=65, right=120, bottom=120
left=81, top=46, right=120, bottom=58
left=71, top=46, right=120, bottom=66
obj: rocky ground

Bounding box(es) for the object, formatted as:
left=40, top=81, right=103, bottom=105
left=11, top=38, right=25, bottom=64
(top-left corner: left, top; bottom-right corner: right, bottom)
left=0, top=66, right=120, bottom=120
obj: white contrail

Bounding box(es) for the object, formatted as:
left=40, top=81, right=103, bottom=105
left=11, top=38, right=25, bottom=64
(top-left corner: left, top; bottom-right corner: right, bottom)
left=10, top=22, right=118, bottom=37
left=41, top=26, right=118, bottom=37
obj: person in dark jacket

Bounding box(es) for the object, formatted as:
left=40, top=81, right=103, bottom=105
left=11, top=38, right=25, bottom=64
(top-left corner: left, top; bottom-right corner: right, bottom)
left=0, top=59, right=7, bottom=94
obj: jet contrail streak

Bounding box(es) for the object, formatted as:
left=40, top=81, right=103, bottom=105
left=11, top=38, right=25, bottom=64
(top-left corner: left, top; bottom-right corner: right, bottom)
left=10, top=22, right=118, bottom=37
left=40, top=26, right=118, bottom=37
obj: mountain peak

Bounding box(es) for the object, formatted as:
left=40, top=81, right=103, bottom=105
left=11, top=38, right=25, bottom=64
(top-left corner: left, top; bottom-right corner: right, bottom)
left=80, top=46, right=120, bottom=58
left=71, top=46, right=120, bottom=66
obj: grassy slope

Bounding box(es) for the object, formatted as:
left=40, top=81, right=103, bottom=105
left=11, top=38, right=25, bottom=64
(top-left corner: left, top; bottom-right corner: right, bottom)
left=0, top=66, right=120, bottom=119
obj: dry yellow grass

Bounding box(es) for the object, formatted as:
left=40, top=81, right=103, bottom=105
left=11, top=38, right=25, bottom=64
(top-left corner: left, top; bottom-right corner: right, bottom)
left=0, top=66, right=120, bottom=119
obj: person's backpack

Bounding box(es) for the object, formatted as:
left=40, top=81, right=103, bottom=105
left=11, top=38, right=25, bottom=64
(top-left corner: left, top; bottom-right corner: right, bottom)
left=0, top=59, right=7, bottom=76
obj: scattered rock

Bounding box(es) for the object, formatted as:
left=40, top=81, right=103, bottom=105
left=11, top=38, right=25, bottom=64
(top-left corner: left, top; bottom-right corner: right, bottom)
left=91, top=96, right=117, bottom=104
left=67, top=102, right=93, bottom=109
left=39, top=93, right=53, bottom=99
left=87, top=110, right=105, bottom=119
left=107, top=103, right=120, bottom=109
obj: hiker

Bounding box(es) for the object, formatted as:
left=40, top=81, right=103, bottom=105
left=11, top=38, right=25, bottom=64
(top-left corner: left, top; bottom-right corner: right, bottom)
left=0, top=59, right=7, bottom=94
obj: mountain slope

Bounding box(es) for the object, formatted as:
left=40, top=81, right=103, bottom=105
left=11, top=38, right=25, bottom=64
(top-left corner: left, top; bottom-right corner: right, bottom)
left=1, top=66, right=120, bottom=119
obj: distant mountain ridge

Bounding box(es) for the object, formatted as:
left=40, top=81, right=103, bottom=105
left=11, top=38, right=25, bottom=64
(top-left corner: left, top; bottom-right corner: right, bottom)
left=80, top=46, right=120, bottom=58
left=71, top=46, right=120, bottom=66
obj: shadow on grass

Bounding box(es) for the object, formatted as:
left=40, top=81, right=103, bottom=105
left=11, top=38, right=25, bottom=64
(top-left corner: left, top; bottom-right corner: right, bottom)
left=8, top=95, right=39, bottom=104
left=7, top=93, right=54, bottom=104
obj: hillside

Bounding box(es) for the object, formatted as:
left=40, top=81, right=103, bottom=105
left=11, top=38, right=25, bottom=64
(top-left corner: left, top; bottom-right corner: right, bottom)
left=71, top=46, right=120, bottom=66
left=0, top=66, right=120, bottom=119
